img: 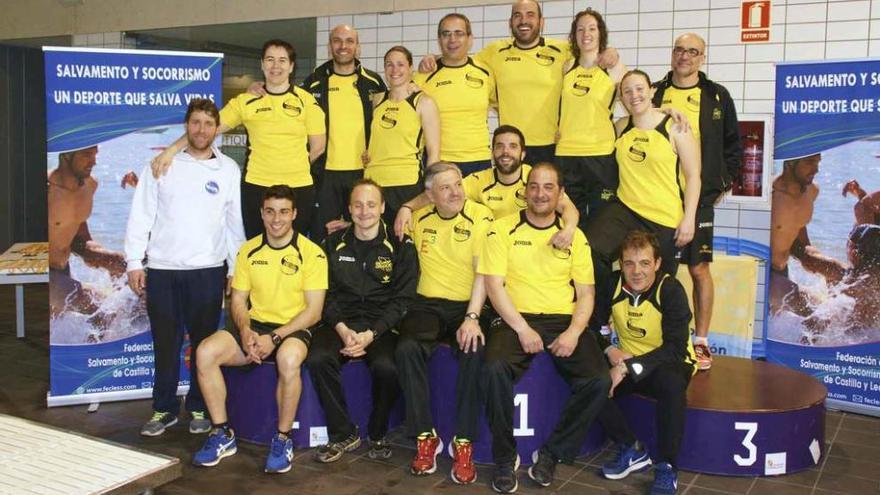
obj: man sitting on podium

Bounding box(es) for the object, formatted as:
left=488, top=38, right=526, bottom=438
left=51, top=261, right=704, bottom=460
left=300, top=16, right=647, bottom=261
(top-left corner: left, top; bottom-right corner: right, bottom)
left=593, top=230, right=697, bottom=495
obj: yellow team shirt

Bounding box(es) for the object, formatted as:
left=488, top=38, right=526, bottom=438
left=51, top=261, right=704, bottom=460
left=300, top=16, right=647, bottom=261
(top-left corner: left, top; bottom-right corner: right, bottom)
left=477, top=38, right=570, bottom=147
left=231, top=232, right=328, bottom=325
left=220, top=86, right=325, bottom=188
left=610, top=274, right=697, bottom=371
left=326, top=73, right=366, bottom=171
left=410, top=200, right=493, bottom=301
left=616, top=116, right=685, bottom=229
left=478, top=211, right=593, bottom=315
left=366, top=92, right=424, bottom=187
left=462, top=164, right=531, bottom=219
left=556, top=65, right=616, bottom=156
left=660, top=85, right=702, bottom=141
left=413, top=57, right=494, bottom=162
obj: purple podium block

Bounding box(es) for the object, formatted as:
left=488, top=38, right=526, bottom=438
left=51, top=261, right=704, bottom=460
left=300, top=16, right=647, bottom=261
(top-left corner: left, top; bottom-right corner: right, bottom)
left=428, top=345, right=604, bottom=465
left=616, top=356, right=826, bottom=476
left=223, top=361, right=403, bottom=447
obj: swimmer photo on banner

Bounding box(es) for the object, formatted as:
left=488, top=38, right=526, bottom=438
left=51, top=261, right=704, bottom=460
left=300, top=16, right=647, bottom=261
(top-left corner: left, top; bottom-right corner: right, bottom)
left=44, top=47, right=223, bottom=406
left=769, top=58, right=880, bottom=417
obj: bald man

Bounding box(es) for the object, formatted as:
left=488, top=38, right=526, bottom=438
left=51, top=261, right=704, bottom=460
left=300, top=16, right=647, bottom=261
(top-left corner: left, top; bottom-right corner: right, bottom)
left=652, top=33, right=742, bottom=371
left=302, top=25, right=387, bottom=242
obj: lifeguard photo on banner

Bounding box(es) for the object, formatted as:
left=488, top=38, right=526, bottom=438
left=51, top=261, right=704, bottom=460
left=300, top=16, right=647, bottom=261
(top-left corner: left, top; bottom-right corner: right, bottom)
left=769, top=58, right=880, bottom=416
left=44, top=47, right=223, bottom=406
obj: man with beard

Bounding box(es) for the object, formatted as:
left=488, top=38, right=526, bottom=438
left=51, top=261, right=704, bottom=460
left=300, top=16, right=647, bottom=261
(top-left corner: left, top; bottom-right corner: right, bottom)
left=48, top=144, right=126, bottom=322
left=770, top=153, right=843, bottom=314
left=652, top=33, right=742, bottom=371
left=420, top=1, right=617, bottom=164
left=479, top=162, right=608, bottom=493
left=125, top=98, right=246, bottom=437
left=394, top=125, right=579, bottom=248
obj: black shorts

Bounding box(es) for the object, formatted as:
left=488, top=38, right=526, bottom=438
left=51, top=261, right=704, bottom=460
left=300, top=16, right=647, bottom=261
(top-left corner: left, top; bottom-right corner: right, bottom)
left=676, top=206, right=714, bottom=265
left=221, top=319, right=312, bottom=362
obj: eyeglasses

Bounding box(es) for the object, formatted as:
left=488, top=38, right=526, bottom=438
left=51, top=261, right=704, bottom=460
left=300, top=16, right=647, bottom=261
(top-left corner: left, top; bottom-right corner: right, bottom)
left=673, top=46, right=703, bottom=58
left=440, top=30, right=469, bottom=39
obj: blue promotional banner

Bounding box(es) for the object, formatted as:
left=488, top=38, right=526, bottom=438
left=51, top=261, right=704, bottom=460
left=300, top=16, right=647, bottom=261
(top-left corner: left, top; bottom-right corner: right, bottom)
left=45, top=47, right=223, bottom=406
left=769, top=59, right=880, bottom=417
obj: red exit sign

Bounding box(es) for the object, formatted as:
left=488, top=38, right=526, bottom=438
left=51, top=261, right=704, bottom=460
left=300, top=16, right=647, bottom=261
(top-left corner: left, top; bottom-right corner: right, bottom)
left=741, top=1, right=771, bottom=43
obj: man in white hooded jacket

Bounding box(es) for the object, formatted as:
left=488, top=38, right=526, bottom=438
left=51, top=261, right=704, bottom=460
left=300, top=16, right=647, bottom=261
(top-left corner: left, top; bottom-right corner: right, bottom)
left=125, top=98, right=246, bottom=437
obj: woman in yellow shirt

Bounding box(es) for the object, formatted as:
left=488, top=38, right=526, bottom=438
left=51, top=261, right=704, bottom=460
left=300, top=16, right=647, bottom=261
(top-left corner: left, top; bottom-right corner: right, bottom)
left=586, top=69, right=701, bottom=283
left=363, top=46, right=440, bottom=226
left=556, top=9, right=627, bottom=229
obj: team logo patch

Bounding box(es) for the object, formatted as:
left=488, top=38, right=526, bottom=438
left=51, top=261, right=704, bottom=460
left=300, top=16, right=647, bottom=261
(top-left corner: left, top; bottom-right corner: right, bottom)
left=686, top=94, right=700, bottom=111
left=514, top=187, right=527, bottom=208
left=280, top=255, right=300, bottom=275
left=536, top=50, right=556, bottom=66
left=625, top=318, right=647, bottom=338
left=205, top=180, right=219, bottom=194
left=380, top=107, right=398, bottom=129
left=552, top=245, right=571, bottom=259
left=571, top=76, right=592, bottom=96
left=465, top=71, right=485, bottom=88
left=374, top=256, right=393, bottom=273
left=627, top=144, right=647, bottom=163
left=282, top=100, right=302, bottom=117
left=453, top=222, right=471, bottom=242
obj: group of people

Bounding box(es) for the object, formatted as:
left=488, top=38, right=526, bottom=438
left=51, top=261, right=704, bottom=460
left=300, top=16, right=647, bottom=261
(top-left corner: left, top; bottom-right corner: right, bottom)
left=43, top=2, right=750, bottom=495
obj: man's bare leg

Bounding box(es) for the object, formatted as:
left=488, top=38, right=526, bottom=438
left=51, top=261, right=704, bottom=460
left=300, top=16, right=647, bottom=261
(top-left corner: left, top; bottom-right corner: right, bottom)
left=275, top=338, right=308, bottom=431
left=196, top=331, right=249, bottom=424
left=689, top=262, right=714, bottom=370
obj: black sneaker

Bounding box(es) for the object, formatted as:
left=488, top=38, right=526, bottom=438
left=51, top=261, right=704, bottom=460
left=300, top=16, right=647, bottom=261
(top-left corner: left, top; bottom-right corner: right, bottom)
left=367, top=437, right=392, bottom=459
left=314, top=428, right=361, bottom=463
left=527, top=448, right=557, bottom=487
left=492, top=455, right=520, bottom=493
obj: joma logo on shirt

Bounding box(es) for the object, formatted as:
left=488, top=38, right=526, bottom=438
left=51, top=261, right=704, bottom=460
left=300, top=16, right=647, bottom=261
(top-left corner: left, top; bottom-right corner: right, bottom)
left=436, top=80, right=452, bottom=87
left=513, top=240, right=532, bottom=246
left=505, top=56, right=521, bottom=62
left=255, top=107, right=272, bottom=113
left=251, top=260, right=269, bottom=265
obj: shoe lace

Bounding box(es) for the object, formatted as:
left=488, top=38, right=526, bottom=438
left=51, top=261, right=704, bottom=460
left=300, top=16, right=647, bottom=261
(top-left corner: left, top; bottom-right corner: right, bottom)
left=455, top=441, right=473, bottom=466
left=192, top=411, right=206, bottom=420
left=203, top=430, right=226, bottom=451
left=150, top=411, right=167, bottom=422
left=271, top=435, right=286, bottom=456
left=656, top=466, right=676, bottom=487
left=416, top=435, right=435, bottom=460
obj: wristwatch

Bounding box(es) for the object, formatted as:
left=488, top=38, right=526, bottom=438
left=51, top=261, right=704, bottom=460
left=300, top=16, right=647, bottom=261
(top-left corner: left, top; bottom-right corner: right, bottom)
left=464, top=312, right=480, bottom=321
left=270, top=332, right=282, bottom=346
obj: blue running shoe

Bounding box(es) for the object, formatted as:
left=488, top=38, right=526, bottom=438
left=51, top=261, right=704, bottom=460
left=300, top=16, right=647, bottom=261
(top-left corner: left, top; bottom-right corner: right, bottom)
left=601, top=442, right=652, bottom=480
left=649, top=462, right=678, bottom=495
left=265, top=433, right=294, bottom=473
left=192, top=428, right=237, bottom=467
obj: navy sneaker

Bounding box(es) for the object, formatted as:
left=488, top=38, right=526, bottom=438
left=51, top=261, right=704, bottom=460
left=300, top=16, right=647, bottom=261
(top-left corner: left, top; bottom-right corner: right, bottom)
left=527, top=448, right=556, bottom=487
left=601, top=442, right=652, bottom=480
left=649, top=462, right=678, bottom=495
left=192, top=428, right=237, bottom=467
left=265, top=433, right=294, bottom=473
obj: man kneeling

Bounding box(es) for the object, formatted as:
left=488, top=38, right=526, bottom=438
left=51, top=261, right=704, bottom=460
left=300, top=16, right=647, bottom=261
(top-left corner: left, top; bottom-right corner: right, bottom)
left=595, top=230, right=697, bottom=495
left=193, top=185, right=328, bottom=473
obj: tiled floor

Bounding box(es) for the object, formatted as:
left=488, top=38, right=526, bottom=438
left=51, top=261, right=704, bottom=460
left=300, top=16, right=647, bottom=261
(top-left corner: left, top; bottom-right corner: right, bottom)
left=1, top=285, right=878, bottom=494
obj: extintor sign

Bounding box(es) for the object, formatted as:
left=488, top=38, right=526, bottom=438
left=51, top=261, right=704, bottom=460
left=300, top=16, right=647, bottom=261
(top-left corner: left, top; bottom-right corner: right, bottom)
left=741, top=1, right=771, bottom=43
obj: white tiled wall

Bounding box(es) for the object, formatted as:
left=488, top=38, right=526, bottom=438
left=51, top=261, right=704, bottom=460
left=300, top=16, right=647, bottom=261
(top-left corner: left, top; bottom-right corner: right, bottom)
left=315, top=0, right=880, bottom=342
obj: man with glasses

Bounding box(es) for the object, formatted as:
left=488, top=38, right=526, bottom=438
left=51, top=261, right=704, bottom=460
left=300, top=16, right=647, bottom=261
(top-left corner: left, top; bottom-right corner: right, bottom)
left=414, top=13, right=494, bottom=176
left=652, top=32, right=741, bottom=371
